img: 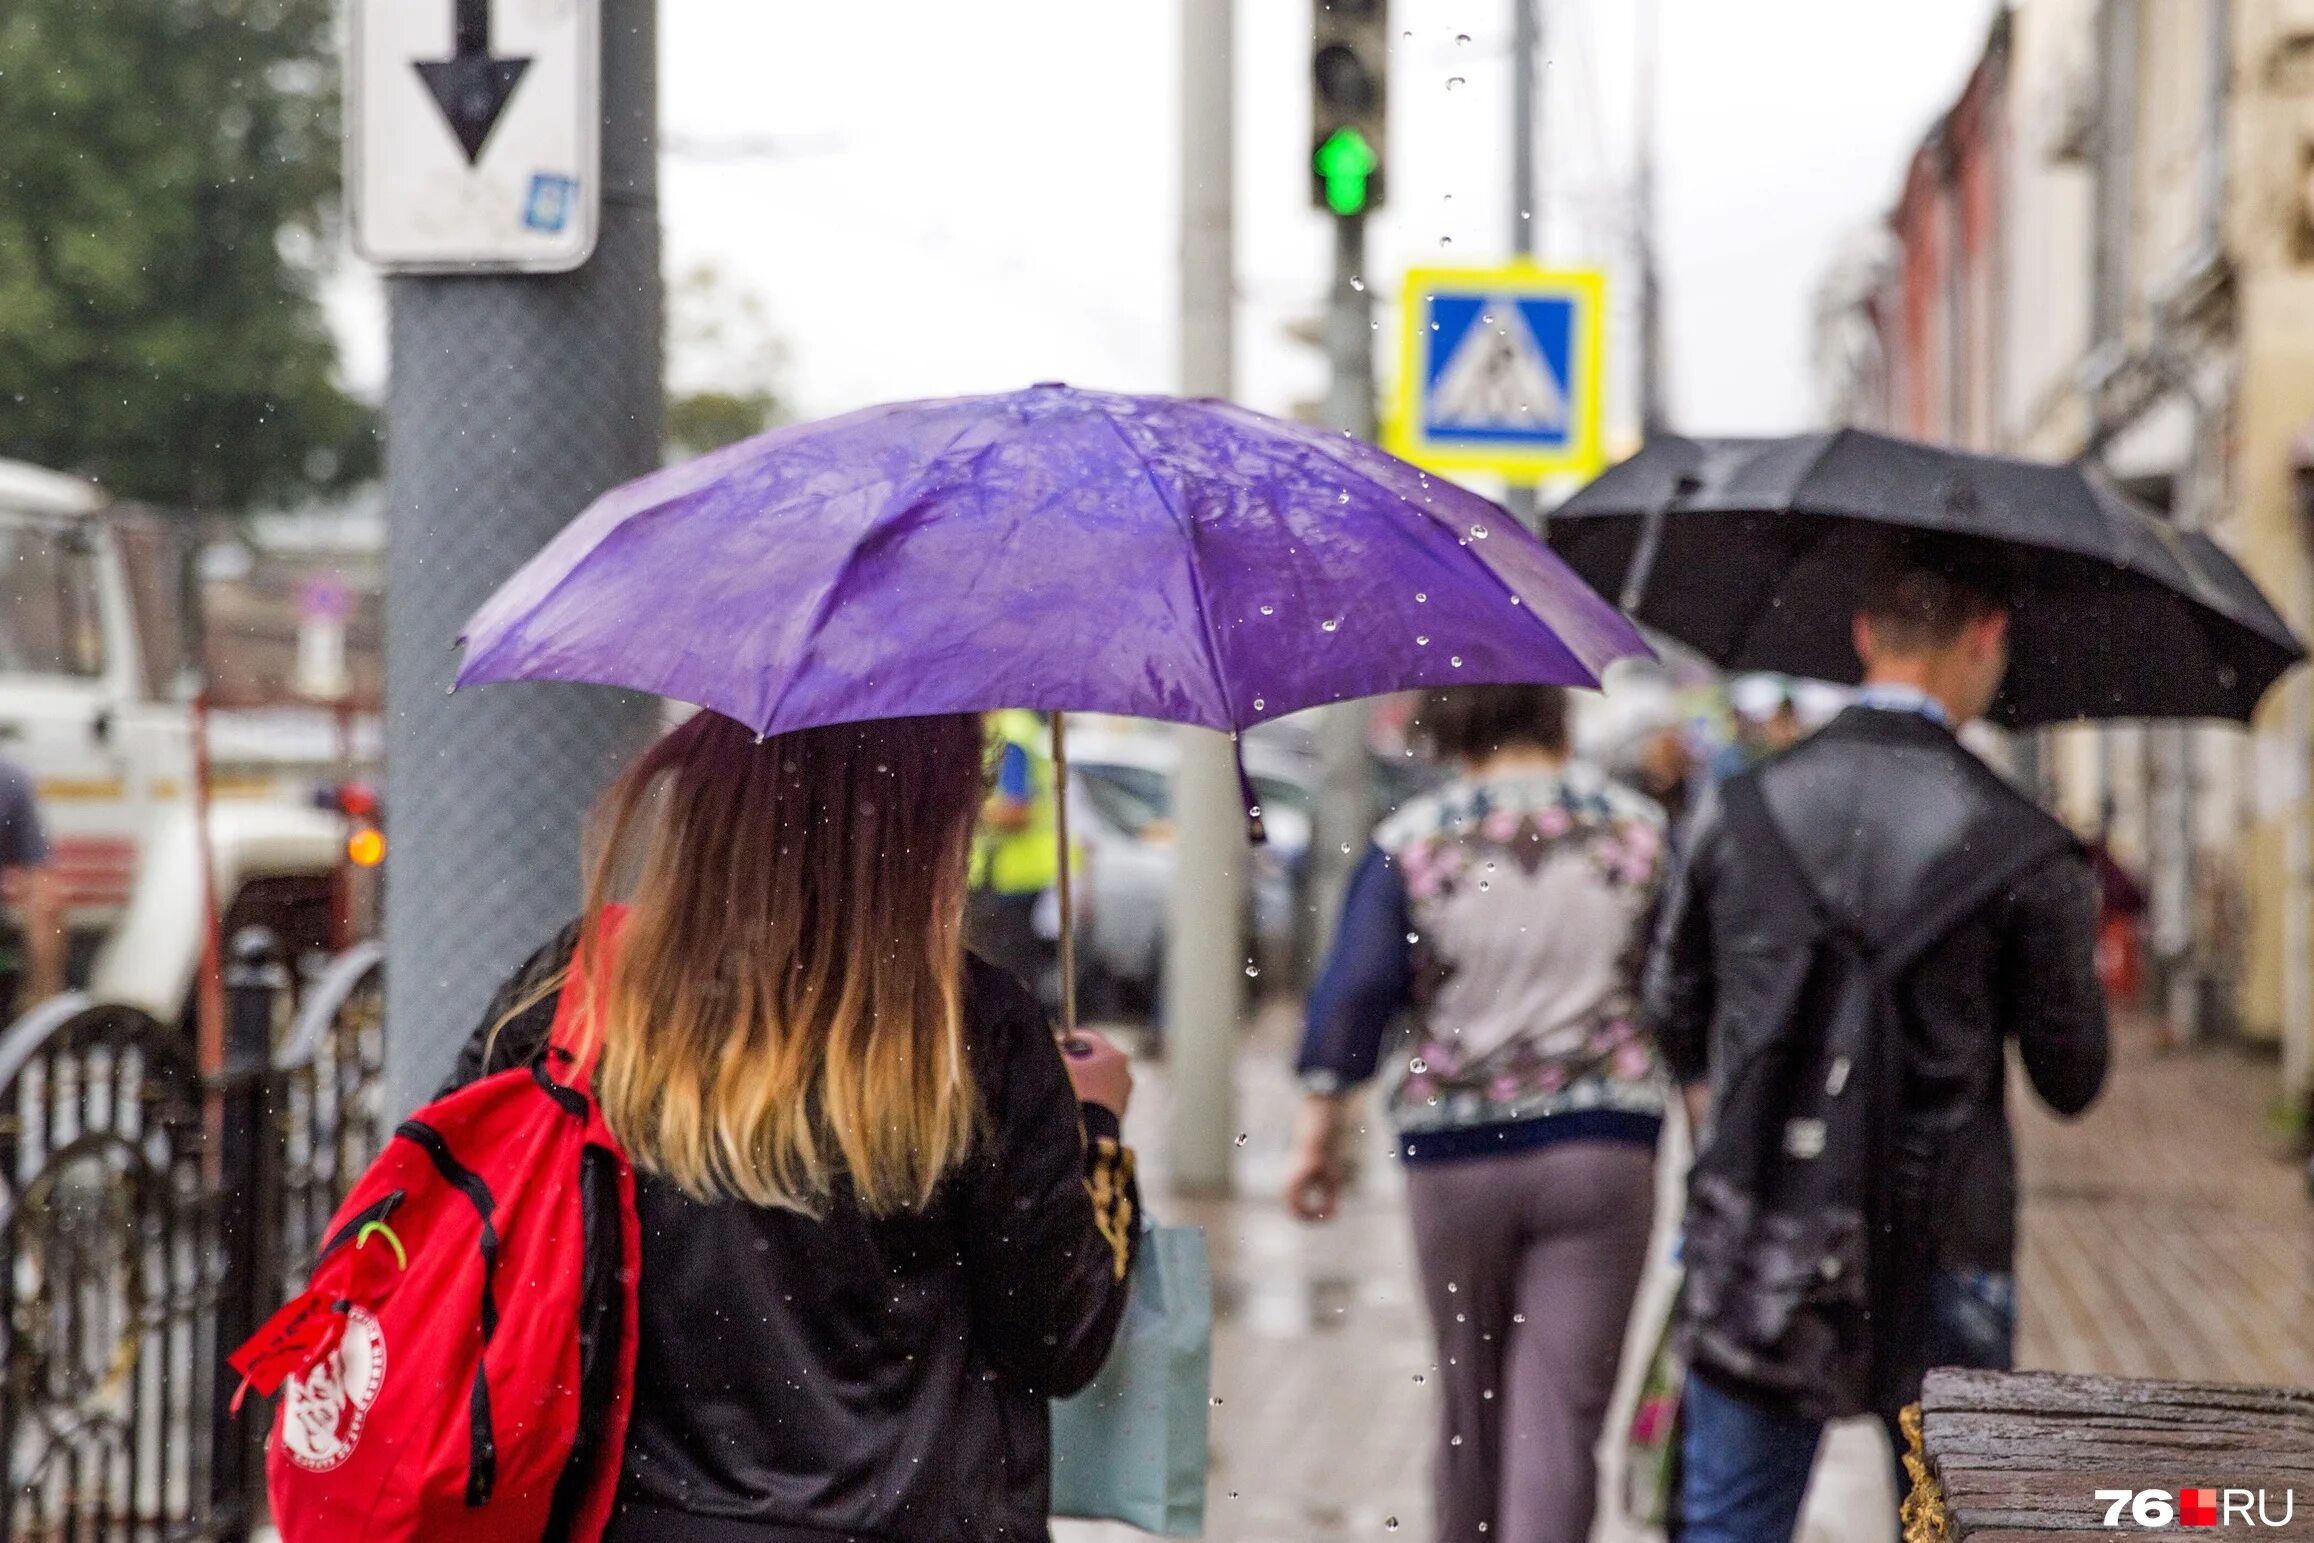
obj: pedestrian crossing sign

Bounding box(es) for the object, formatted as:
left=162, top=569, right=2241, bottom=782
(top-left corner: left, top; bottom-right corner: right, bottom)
left=1394, top=265, right=1606, bottom=479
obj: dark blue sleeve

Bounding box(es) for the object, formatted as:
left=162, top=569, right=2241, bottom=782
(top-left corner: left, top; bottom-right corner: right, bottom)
left=995, top=743, right=1032, bottom=801
left=0, top=764, right=46, bottom=869
left=1295, top=843, right=1414, bottom=1089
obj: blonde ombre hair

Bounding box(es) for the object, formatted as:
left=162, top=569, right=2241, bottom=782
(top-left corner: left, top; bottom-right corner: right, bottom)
left=570, top=709, right=987, bottom=1216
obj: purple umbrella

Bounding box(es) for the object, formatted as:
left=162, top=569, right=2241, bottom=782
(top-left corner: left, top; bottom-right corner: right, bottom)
left=457, top=384, right=1646, bottom=733
left=457, top=385, right=1647, bottom=1026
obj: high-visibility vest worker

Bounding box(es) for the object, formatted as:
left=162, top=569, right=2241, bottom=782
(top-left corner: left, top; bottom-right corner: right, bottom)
left=971, top=709, right=1060, bottom=896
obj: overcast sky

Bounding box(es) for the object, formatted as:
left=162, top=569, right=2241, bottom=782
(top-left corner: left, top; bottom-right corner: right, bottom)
left=333, top=0, right=1999, bottom=442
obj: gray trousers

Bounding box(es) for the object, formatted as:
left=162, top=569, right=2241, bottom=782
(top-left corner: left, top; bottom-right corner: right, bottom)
left=1405, top=1139, right=1656, bottom=1543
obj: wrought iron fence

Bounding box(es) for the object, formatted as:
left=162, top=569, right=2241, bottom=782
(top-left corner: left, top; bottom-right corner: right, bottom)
left=0, top=932, right=386, bottom=1541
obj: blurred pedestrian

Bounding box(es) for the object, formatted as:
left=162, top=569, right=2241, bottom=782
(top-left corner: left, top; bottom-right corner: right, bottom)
left=1646, top=533, right=2108, bottom=1543
left=448, top=710, right=1141, bottom=1542
left=969, top=707, right=1061, bottom=993
left=2086, top=802, right=2148, bottom=1005
left=1708, top=686, right=1805, bottom=785
left=0, top=754, right=62, bottom=1023
left=1286, top=684, right=1671, bottom=1543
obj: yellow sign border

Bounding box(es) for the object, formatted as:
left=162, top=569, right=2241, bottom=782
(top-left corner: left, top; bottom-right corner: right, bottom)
left=1391, top=263, right=1607, bottom=480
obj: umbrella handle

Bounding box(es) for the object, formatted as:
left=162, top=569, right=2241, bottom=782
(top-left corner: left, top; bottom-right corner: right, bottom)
left=1050, top=712, right=1078, bottom=1035
left=1619, top=471, right=1699, bottom=615
left=1049, top=713, right=1266, bottom=1037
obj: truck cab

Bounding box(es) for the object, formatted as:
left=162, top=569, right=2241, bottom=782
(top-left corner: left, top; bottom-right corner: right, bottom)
left=0, top=459, right=349, bottom=1024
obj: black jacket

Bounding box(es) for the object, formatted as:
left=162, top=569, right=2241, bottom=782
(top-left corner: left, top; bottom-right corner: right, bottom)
left=1646, top=707, right=2107, bottom=1280
left=449, top=931, right=1141, bottom=1543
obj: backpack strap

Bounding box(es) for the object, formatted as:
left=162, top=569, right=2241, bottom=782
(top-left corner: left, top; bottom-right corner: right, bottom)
left=545, top=904, right=630, bottom=1088
left=1719, top=768, right=2074, bottom=982
left=1717, top=772, right=1851, bottom=947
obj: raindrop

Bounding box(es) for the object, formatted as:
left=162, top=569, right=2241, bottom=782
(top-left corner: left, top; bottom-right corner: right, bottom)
left=1416, top=634, right=1430, bottom=646
left=1252, top=696, right=1266, bottom=711
left=1451, top=1434, right=1464, bottom=1447
left=1415, top=591, right=1428, bottom=603
left=1412, top=1372, right=1426, bottom=1385
left=1455, top=31, right=1471, bottom=43
left=1339, top=842, right=1353, bottom=855
left=1410, top=1058, right=1429, bottom=1074
left=1511, top=1312, right=1526, bottom=1324
left=1235, top=1132, right=1249, bottom=1147
left=1322, top=618, right=1340, bottom=633
left=1245, top=963, right=1261, bottom=978
left=1478, top=879, right=1490, bottom=891
left=1338, top=490, right=1351, bottom=503
left=1483, top=1389, right=1495, bottom=1400
left=1405, top=930, right=1420, bottom=944
left=1444, top=1279, right=1456, bottom=1293
left=1445, top=76, right=1466, bottom=90
left=1211, top=1396, right=1225, bottom=1407
left=1450, top=655, right=1465, bottom=668
left=1386, top=1520, right=1401, bottom=1533
left=1349, top=276, right=1366, bottom=292
left=1439, top=236, right=1453, bottom=249
left=1259, top=604, right=1274, bottom=616
left=1471, top=523, right=1490, bottom=539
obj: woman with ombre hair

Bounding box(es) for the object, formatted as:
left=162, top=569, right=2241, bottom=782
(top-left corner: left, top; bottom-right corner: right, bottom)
left=445, top=708, right=1140, bottom=1543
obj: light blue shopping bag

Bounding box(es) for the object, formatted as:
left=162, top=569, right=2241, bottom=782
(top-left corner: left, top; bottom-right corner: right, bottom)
left=1050, top=1223, right=1212, bottom=1536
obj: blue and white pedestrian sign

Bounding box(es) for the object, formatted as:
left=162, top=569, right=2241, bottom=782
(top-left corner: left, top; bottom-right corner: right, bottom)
left=1394, top=265, right=1606, bottom=479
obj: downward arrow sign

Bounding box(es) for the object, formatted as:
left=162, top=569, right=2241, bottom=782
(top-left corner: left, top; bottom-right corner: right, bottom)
left=415, top=0, right=531, bottom=165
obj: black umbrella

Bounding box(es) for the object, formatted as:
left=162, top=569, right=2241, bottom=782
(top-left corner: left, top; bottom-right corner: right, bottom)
left=1548, top=428, right=2304, bottom=727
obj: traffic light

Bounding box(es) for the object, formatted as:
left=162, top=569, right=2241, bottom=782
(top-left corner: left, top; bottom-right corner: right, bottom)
left=1312, top=0, right=1387, bottom=217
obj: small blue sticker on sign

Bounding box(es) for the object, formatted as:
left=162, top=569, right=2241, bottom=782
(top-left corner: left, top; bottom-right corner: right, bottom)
left=524, top=174, right=579, bottom=233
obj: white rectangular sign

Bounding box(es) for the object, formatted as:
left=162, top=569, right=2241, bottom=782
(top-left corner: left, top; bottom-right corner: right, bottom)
left=348, top=0, right=601, bottom=272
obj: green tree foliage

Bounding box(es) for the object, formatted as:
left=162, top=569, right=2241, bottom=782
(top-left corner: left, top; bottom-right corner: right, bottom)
left=0, top=0, right=373, bottom=510
left=665, top=263, right=789, bottom=459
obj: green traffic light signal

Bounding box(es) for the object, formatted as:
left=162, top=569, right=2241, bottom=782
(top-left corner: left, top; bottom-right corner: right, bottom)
left=1314, top=126, right=1378, bottom=217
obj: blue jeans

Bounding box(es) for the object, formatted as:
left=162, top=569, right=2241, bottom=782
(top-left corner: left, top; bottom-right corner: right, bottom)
left=1678, top=1270, right=2014, bottom=1543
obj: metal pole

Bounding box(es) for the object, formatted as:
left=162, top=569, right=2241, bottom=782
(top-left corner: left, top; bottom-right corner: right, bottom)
left=1503, top=0, right=1543, bottom=530
left=1307, top=213, right=1379, bottom=974
left=210, top=925, right=286, bottom=1540
left=1166, top=0, right=1244, bottom=1196
left=1635, top=0, right=1668, bottom=437
left=380, top=0, right=663, bottom=1119
left=1050, top=713, right=1077, bottom=1035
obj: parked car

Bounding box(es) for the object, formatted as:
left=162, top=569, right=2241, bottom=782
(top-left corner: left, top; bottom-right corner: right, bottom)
left=1061, top=723, right=1314, bottom=1019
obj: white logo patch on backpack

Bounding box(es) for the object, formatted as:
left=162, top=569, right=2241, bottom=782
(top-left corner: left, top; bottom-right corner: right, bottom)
left=281, top=1306, right=387, bottom=1472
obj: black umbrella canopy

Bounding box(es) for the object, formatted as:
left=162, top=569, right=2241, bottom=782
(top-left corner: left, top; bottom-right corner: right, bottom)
left=1548, top=429, right=2305, bottom=728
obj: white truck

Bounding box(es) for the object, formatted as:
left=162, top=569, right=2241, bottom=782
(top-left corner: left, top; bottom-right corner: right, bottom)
left=0, top=458, right=350, bottom=1025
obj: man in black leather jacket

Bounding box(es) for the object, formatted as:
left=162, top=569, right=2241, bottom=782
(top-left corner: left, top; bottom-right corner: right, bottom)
left=1644, top=535, right=2108, bottom=1543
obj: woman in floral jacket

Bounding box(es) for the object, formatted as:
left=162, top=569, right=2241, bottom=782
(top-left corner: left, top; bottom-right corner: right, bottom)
left=1286, top=684, right=1670, bottom=1543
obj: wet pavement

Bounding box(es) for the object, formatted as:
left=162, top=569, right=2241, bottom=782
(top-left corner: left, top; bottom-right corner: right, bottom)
left=1060, top=1003, right=2313, bottom=1543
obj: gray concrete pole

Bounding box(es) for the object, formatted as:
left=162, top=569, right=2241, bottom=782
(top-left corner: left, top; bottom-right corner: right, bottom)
left=1166, top=0, right=1246, bottom=1196
left=1306, top=213, right=1379, bottom=975
left=380, top=0, right=664, bottom=1117
left=1503, top=0, right=1543, bottom=531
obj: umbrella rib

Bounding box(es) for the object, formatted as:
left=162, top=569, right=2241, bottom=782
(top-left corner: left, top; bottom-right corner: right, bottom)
left=1086, top=401, right=1245, bottom=728
left=1288, top=427, right=1612, bottom=687
left=754, top=419, right=997, bottom=734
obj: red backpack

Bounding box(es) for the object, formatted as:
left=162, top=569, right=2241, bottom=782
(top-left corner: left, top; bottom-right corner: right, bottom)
left=232, top=920, right=641, bottom=1542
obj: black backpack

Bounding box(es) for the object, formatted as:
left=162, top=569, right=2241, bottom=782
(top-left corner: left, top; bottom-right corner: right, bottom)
left=1678, top=769, right=2071, bottom=1420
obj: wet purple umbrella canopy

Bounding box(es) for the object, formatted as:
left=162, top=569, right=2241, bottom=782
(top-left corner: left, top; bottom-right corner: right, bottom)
left=456, top=385, right=1647, bottom=735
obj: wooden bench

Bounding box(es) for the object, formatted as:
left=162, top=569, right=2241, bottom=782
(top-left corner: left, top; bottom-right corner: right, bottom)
left=1904, top=1368, right=2314, bottom=1539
